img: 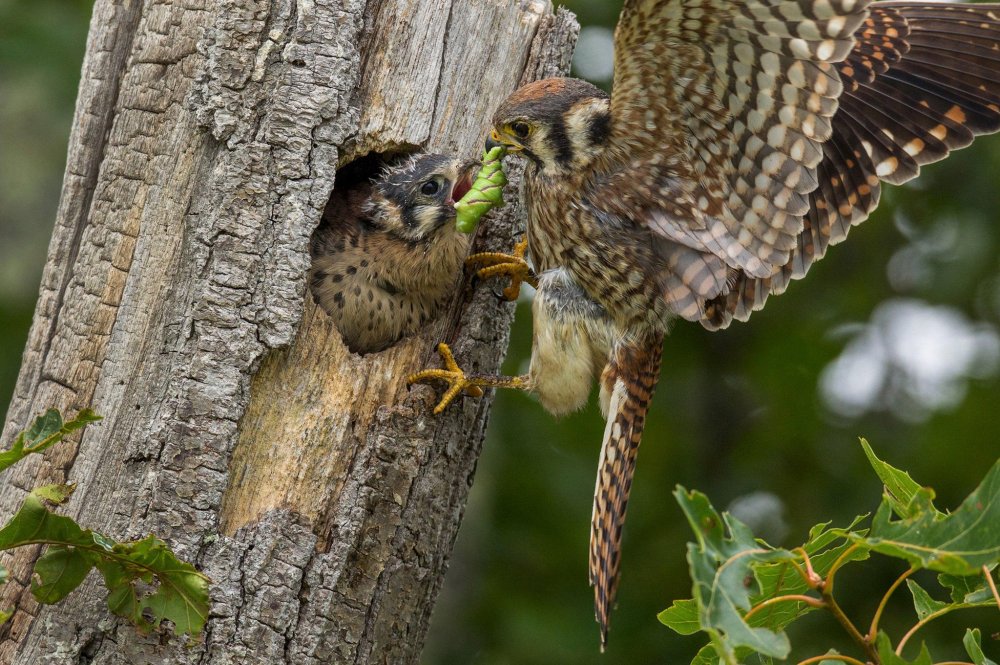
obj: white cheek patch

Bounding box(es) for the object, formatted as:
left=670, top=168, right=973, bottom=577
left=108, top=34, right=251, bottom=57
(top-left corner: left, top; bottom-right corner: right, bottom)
left=411, top=205, right=444, bottom=235
left=531, top=126, right=558, bottom=167
left=564, top=99, right=612, bottom=168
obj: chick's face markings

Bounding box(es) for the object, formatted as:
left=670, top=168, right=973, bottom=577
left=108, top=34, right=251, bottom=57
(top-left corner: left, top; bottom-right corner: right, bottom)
left=308, top=153, right=474, bottom=353
left=371, top=156, right=476, bottom=243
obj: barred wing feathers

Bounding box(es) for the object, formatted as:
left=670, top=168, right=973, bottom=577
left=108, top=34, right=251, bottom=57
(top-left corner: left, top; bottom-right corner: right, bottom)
left=594, top=0, right=871, bottom=282
left=714, top=2, right=1000, bottom=327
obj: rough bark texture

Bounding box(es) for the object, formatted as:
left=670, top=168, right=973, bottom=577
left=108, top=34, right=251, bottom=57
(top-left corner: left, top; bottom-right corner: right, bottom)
left=0, top=1, right=577, bottom=663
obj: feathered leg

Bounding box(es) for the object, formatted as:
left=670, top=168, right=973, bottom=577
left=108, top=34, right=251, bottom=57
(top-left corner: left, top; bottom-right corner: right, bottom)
left=590, top=332, right=664, bottom=651
left=408, top=268, right=611, bottom=415
left=406, top=342, right=528, bottom=414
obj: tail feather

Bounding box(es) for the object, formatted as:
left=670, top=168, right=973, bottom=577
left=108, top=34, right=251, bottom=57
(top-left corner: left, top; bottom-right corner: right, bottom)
left=589, top=334, right=664, bottom=650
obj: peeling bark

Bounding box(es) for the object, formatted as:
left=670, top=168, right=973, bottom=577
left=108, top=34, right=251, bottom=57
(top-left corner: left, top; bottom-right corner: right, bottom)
left=0, top=1, right=577, bottom=662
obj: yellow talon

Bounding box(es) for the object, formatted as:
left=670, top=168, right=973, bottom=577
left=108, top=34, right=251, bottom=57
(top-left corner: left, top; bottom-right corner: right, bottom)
left=408, top=343, right=484, bottom=415
left=408, top=342, right=530, bottom=415
left=466, top=238, right=538, bottom=301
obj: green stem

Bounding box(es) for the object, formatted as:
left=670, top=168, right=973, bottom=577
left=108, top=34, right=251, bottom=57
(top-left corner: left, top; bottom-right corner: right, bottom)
left=796, top=655, right=867, bottom=665
left=793, top=547, right=823, bottom=589
left=824, top=543, right=860, bottom=596
left=821, top=583, right=879, bottom=664
left=868, top=567, right=915, bottom=640
left=0, top=537, right=209, bottom=588
left=984, top=565, right=1000, bottom=610
left=744, top=594, right=825, bottom=621
left=896, top=607, right=958, bottom=656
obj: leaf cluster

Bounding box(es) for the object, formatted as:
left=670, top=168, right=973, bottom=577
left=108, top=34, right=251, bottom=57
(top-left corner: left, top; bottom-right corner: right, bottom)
left=0, top=409, right=209, bottom=637
left=660, top=440, right=1000, bottom=665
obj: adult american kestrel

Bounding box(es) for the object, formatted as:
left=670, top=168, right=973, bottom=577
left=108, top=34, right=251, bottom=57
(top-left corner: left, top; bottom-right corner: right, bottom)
left=410, top=0, right=1000, bottom=647
left=310, top=154, right=475, bottom=353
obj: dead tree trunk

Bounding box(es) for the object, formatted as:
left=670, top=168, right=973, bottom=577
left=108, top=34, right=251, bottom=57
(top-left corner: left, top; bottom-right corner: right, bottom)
left=0, top=1, right=576, bottom=662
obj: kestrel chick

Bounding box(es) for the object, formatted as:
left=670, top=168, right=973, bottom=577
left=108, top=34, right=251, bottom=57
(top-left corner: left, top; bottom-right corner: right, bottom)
left=413, top=0, right=1000, bottom=647
left=310, top=154, right=474, bottom=353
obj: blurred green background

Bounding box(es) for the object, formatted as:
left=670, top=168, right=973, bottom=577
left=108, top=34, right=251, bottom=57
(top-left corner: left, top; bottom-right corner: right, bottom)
left=1, top=1, right=997, bottom=663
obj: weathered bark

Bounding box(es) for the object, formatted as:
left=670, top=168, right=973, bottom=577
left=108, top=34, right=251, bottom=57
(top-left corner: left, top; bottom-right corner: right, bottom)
left=0, top=1, right=577, bottom=662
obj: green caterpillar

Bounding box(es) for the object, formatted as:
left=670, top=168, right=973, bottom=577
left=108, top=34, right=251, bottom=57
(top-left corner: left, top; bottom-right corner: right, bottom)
left=455, top=146, right=508, bottom=233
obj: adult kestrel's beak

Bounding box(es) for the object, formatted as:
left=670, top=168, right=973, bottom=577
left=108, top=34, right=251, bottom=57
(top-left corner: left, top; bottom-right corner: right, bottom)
left=486, top=128, right=521, bottom=153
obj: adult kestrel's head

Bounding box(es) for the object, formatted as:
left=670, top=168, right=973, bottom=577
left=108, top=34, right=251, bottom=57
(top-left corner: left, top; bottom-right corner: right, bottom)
left=488, top=77, right=611, bottom=174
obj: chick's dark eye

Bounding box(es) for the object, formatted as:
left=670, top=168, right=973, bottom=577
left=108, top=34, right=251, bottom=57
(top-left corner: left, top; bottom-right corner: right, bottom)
left=420, top=180, right=440, bottom=195
left=511, top=122, right=530, bottom=139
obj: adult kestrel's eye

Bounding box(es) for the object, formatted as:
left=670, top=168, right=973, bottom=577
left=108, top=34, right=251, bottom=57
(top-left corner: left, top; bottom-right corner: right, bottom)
left=511, top=122, right=530, bottom=139
left=420, top=180, right=440, bottom=195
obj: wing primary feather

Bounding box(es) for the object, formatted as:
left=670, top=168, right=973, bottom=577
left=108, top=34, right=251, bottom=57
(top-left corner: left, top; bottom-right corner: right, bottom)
left=701, top=1, right=1000, bottom=330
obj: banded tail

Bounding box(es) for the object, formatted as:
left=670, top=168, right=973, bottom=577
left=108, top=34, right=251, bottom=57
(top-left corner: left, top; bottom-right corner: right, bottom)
left=589, top=334, right=664, bottom=650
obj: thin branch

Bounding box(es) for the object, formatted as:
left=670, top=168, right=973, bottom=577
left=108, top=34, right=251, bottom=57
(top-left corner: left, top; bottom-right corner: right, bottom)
left=867, top=567, right=915, bottom=639
left=984, top=565, right=1000, bottom=610
left=822, top=584, right=879, bottom=663
left=796, top=655, right=867, bottom=665
left=787, top=558, right=812, bottom=587
left=824, top=543, right=861, bottom=595
left=744, top=594, right=825, bottom=620
left=793, top=547, right=823, bottom=589
left=895, top=607, right=957, bottom=655
left=714, top=547, right=773, bottom=577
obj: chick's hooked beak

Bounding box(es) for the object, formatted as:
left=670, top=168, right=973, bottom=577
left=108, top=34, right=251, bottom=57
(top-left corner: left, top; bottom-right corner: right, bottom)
left=486, top=128, right=521, bottom=154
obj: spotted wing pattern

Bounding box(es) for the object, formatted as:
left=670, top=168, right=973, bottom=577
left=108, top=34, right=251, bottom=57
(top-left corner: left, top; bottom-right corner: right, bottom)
left=712, top=2, right=1000, bottom=328
left=590, top=0, right=871, bottom=284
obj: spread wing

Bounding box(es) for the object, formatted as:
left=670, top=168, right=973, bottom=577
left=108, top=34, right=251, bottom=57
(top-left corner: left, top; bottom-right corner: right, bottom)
left=713, top=1, right=1000, bottom=328
left=588, top=0, right=871, bottom=283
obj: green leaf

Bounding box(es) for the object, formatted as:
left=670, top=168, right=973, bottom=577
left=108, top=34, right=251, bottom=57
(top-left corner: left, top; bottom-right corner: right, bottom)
left=0, top=608, right=10, bottom=626
left=905, top=579, right=948, bottom=620
left=0, top=563, right=8, bottom=585
left=668, top=499, right=872, bottom=661
left=690, top=644, right=721, bottom=665
left=857, top=458, right=1000, bottom=574
left=790, top=651, right=848, bottom=665
left=96, top=555, right=150, bottom=630
left=939, top=571, right=986, bottom=603
left=875, top=630, right=934, bottom=665
left=939, top=566, right=998, bottom=605
left=860, top=440, right=932, bottom=518
left=24, top=408, right=64, bottom=446
left=0, top=409, right=101, bottom=473
left=747, top=517, right=869, bottom=632
left=0, top=436, right=27, bottom=472
left=106, top=583, right=147, bottom=630
left=964, top=628, right=998, bottom=665
left=32, top=483, right=76, bottom=505
left=689, top=645, right=770, bottom=665
left=116, top=535, right=209, bottom=636
left=60, top=409, right=101, bottom=434
left=658, top=598, right=700, bottom=634
left=0, top=493, right=90, bottom=549
left=32, top=545, right=94, bottom=604
left=675, top=486, right=797, bottom=663
left=0, top=494, right=209, bottom=636
left=897, top=579, right=996, bottom=655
